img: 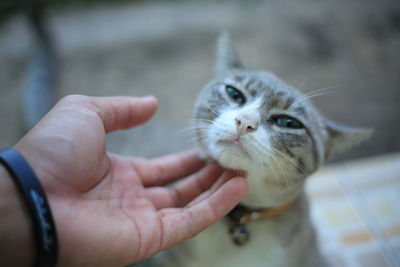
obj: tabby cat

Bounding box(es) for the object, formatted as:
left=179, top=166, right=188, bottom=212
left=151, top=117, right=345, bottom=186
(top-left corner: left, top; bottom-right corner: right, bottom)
left=146, top=34, right=371, bottom=267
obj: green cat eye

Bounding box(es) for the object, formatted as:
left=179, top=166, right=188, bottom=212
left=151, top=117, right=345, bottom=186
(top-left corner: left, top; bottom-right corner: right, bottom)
left=273, top=116, right=303, bottom=129
left=225, top=85, right=246, bottom=105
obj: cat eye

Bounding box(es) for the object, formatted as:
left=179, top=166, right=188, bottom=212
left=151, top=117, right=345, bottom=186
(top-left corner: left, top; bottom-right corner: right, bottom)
left=225, top=85, right=246, bottom=105
left=272, top=116, right=304, bottom=129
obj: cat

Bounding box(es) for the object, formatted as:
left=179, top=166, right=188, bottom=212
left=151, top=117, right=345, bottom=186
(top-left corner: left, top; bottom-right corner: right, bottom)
left=138, top=33, right=371, bottom=267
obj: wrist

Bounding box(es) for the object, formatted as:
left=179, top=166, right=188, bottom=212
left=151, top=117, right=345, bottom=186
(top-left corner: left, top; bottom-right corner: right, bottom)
left=0, top=148, right=59, bottom=267
left=0, top=164, right=35, bottom=266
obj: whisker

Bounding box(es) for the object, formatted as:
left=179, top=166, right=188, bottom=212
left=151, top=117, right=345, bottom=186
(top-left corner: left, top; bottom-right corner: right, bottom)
left=294, top=86, right=338, bottom=104
left=303, top=86, right=338, bottom=97
left=180, top=130, right=209, bottom=139
left=269, top=154, right=286, bottom=190
left=297, top=67, right=315, bottom=92
left=191, top=118, right=231, bottom=127
left=251, top=139, right=285, bottom=190
left=259, top=154, right=280, bottom=189
left=190, top=118, right=214, bottom=124
left=177, top=126, right=211, bottom=134
left=199, top=104, right=220, bottom=117
left=271, top=146, right=305, bottom=175
left=175, top=129, right=210, bottom=140
left=245, top=138, right=305, bottom=191
left=180, top=134, right=210, bottom=145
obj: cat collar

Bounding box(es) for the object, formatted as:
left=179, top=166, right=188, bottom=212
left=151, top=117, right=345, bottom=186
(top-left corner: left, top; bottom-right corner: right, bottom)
left=226, top=200, right=296, bottom=246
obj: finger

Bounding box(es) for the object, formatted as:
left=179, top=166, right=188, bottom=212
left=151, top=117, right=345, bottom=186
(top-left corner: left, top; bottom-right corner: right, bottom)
left=135, top=150, right=206, bottom=187
left=185, top=169, right=240, bottom=208
left=145, top=163, right=223, bottom=209
left=90, top=95, right=158, bottom=133
left=159, top=177, right=248, bottom=250
left=169, top=163, right=223, bottom=207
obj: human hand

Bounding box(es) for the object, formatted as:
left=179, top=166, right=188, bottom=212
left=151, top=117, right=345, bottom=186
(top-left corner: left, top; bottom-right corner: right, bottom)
left=14, top=95, right=248, bottom=267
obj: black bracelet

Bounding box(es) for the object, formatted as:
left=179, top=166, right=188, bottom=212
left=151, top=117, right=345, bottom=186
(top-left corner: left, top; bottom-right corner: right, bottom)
left=0, top=149, right=58, bottom=267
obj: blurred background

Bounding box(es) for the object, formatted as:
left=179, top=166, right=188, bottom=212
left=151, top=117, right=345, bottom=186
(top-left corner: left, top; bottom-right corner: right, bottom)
left=0, top=0, right=399, bottom=266
left=0, top=0, right=399, bottom=160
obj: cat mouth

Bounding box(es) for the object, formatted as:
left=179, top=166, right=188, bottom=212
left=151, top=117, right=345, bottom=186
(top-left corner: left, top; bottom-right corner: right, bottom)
left=217, top=138, right=252, bottom=158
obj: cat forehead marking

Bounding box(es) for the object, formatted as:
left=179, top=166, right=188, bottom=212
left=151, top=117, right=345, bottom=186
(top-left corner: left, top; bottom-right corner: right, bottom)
left=221, top=71, right=313, bottom=122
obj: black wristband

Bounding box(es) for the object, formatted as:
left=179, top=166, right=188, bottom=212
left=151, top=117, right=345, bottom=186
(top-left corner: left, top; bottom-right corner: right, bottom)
left=0, top=148, right=58, bottom=267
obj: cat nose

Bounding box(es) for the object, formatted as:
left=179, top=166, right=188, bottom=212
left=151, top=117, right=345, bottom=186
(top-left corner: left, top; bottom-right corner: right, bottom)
left=235, top=112, right=260, bottom=133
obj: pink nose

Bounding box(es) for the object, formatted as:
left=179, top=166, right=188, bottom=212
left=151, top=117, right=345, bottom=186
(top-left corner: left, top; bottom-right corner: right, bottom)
left=235, top=112, right=260, bottom=134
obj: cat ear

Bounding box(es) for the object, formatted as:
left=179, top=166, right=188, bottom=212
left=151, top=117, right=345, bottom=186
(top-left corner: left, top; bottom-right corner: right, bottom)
left=324, top=121, right=373, bottom=159
left=216, top=32, right=245, bottom=77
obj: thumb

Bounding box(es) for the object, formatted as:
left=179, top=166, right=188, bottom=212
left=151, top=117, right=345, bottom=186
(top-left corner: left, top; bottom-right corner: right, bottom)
left=90, top=95, right=158, bottom=133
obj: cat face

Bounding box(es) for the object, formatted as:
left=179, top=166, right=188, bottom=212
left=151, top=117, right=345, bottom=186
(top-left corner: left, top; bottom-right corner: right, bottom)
left=194, top=34, right=371, bottom=207
left=196, top=71, right=320, bottom=174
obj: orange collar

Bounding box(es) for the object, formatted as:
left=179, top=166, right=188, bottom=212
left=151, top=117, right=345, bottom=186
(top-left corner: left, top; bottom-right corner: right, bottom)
left=226, top=199, right=297, bottom=246
left=237, top=200, right=295, bottom=224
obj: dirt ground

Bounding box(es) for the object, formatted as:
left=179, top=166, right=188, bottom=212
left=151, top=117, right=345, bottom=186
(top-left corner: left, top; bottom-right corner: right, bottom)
left=0, top=0, right=399, bottom=162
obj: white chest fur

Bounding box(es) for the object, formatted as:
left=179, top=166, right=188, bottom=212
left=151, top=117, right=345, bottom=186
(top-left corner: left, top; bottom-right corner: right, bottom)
left=174, top=220, right=296, bottom=267
left=154, top=195, right=327, bottom=267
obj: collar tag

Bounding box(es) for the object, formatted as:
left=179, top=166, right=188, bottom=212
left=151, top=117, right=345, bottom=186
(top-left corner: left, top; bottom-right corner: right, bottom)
left=226, top=200, right=296, bottom=246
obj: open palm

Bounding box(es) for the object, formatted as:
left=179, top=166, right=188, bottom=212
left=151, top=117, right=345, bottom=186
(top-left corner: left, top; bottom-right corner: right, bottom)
left=15, top=95, right=247, bottom=267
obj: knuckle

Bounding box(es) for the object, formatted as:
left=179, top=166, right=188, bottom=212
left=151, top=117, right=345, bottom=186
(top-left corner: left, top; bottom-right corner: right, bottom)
left=170, top=187, right=182, bottom=207
left=181, top=210, right=198, bottom=238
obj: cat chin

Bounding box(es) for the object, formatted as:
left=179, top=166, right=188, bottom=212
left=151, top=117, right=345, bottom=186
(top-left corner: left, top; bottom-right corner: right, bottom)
left=209, top=146, right=254, bottom=172
left=241, top=170, right=304, bottom=207
left=211, top=148, right=305, bottom=207
left=206, top=141, right=306, bottom=206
